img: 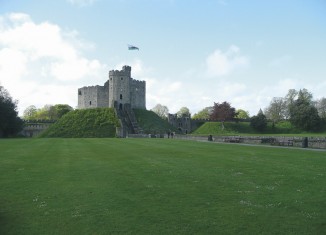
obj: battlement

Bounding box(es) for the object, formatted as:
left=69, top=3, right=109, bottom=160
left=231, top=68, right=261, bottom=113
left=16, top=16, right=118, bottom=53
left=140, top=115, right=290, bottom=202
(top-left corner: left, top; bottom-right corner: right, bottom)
left=109, top=65, right=131, bottom=77
left=79, top=85, right=102, bottom=89
left=132, top=79, right=146, bottom=83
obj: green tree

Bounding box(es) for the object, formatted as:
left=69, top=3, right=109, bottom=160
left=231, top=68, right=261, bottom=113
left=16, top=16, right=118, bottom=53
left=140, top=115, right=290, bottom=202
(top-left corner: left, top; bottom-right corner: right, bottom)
left=250, top=109, right=267, bottom=132
left=151, top=104, right=169, bottom=119
left=23, top=104, right=73, bottom=120
left=53, top=104, right=73, bottom=119
left=176, top=107, right=191, bottom=118
left=235, top=109, right=250, bottom=119
left=315, top=97, right=326, bottom=119
left=192, top=107, right=212, bottom=119
left=264, top=97, right=287, bottom=124
left=289, top=89, right=321, bottom=131
left=23, top=105, right=37, bottom=120
left=0, top=86, right=23, bottom=137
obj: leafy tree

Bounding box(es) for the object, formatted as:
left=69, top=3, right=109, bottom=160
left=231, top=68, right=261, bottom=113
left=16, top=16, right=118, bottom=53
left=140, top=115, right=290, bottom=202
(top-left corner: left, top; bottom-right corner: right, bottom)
left=24, top=104, right=73, bottom=120
left=289, top=89, right=321, bottom=131
left=284, top=89, right=298, bottom=119
left=284, top=88, right=314, bottom=119
left=53, top=104, right=74, bottom=119
left=151, top=104, right=169, bottom=119
left=264, top=97, right=287, bottom=124
left=192, top=107, right=212, bottom=119
left=210, top=101, right=236, bottom=121
left=23, top=104, right=73, bottom=120
left=315, top=97, right=326, bottom=119
left=176, top=107, right=191, bottom=118
left=23, top=105, right=38, bottom=120
left=0, top=86, right=23, bottom=137
left=34, top=105, right=52, bottom=120
left=235, top=109, right=250, bottom=119
left=250, top=109, right=267, bottom=132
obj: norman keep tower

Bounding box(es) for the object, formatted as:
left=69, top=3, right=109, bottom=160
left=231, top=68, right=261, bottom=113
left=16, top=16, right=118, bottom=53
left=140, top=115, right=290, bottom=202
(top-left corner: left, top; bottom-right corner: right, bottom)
left=78, top=65, right=146, bottom=110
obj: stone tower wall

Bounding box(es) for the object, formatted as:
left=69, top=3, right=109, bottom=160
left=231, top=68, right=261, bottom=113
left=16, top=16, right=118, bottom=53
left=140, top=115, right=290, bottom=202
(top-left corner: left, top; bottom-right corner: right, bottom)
left=131, top=80, right=146, bottom=109
left=78, top=86, right=101, bottom=109
left=78, top=85, right=109, bottom=109
left=108, top=66, right=131, bottom=108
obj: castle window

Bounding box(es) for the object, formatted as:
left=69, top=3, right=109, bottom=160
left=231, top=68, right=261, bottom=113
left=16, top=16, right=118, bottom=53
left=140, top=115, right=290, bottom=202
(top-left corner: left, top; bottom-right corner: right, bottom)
left=89, top=101, right=92, bottom=105
left=110, top=77, right=112, bottom=81
left=120, top=94, right=123, bottom=100
left=78, top=90, right=82, bottom=95
left=121, top=77, right=123, bottom=80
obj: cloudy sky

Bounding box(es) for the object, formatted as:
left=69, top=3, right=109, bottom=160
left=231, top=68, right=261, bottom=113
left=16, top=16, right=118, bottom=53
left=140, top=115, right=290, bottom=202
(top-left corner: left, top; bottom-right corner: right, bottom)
left=1, top=0, right=325, bottom=116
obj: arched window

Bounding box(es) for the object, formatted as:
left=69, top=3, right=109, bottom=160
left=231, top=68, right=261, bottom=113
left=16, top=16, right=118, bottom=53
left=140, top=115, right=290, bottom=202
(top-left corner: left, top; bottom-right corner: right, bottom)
left=89, top=101, right=92, bottom=105
left=120, top=94, right=123, bottom=100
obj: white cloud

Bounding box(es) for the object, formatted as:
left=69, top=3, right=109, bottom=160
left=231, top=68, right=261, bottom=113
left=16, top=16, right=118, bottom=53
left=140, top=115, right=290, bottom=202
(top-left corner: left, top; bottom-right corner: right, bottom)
left=206, top=45, right=249, bottom=77
left=0, top=13, right=105, bottom=115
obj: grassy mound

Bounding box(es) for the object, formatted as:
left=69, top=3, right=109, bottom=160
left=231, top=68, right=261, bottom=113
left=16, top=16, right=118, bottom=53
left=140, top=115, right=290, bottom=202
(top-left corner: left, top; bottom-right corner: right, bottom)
left=134, top=109, right=177, bottom=134
left=192, top=121, right=304, bottom=136
left=40, top=108, right=119, bottom=138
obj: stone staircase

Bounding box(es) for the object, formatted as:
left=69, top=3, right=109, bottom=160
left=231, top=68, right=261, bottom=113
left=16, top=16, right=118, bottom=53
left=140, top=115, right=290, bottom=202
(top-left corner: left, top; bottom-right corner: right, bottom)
left=114, top=102, right=142, bottom=137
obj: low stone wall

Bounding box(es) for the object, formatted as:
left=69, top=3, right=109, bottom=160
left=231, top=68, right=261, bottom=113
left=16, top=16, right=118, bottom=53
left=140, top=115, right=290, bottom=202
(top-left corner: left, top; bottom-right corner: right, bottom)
left=21, top=122, right=53, bottom=137
left=126, top=133, right=326, bottom=149
left=127, top=134, right=164, bottom=138
left=173, top=135, right=326, bottom=149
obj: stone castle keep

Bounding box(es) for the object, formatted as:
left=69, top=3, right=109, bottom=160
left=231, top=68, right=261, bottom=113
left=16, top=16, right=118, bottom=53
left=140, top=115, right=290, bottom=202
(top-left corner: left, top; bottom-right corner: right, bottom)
left=77, top=65, right=192, bottom=136
left=78, top=65, right=146, bottom=110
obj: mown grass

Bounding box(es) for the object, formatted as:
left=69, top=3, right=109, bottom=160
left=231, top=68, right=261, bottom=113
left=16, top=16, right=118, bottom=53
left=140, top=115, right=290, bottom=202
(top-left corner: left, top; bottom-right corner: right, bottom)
left=0, top=138, right=325, bottom=234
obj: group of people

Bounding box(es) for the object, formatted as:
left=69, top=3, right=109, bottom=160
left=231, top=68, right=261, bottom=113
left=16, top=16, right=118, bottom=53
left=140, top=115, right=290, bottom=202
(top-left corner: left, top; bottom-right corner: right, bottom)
left=167, top=130, right=175, bottom=138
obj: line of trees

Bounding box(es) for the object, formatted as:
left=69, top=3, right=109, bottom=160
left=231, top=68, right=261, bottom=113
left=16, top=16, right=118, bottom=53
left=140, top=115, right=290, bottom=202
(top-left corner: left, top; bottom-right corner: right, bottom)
left=151, top=88, right=326, bottom=133
left=264, top=89, right=325, bottom=131
left=151, top=104, right=191, bottom=119
left=23, top=104, right=73, bottom=121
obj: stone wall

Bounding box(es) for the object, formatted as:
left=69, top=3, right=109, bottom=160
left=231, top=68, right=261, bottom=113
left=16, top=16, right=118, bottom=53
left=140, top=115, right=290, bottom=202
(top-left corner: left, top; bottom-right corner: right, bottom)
left=131, top=80, right=146, bottom=109
left=21, top=121, right=54, bottom=137
left=172, top=135, right=326, bottom=149
left=168, top=114, right=192, bottom=134
left=78, top=85, right=109, bottom=109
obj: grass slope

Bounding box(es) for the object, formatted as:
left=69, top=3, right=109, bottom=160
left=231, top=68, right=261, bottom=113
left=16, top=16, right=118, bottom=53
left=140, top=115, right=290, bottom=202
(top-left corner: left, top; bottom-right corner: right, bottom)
left=193, top=121, right=326, bottom=136
left=1, top=138, right=325, bottom=234
left=134, top=109, right=177, bottom=134
left=39, top=108, right=119, bottom=138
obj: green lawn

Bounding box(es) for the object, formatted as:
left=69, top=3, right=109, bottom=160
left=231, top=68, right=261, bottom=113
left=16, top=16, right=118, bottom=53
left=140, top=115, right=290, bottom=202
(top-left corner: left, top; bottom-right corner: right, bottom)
left=0, top=138, right=325, bottom=234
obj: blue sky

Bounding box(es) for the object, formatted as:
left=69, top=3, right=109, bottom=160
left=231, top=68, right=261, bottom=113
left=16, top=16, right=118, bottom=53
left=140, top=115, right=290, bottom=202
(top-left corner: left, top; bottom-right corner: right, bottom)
left=1, top=0, right=325, bottom=116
